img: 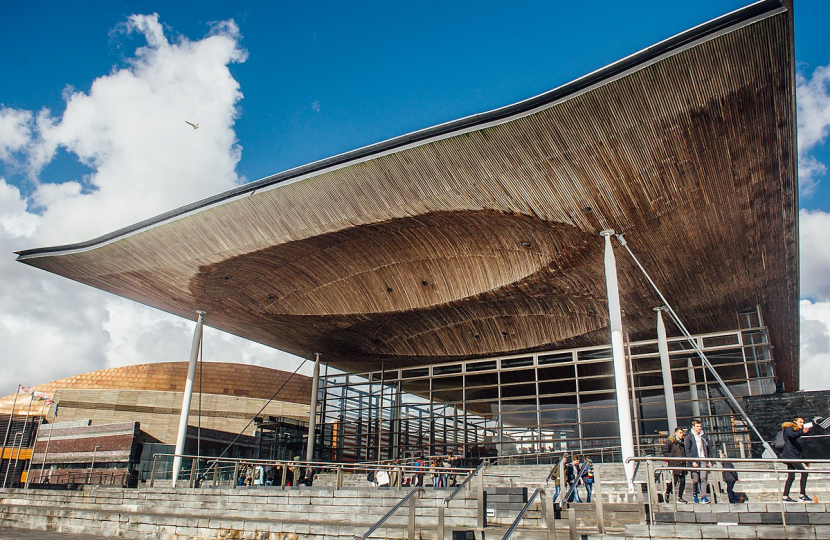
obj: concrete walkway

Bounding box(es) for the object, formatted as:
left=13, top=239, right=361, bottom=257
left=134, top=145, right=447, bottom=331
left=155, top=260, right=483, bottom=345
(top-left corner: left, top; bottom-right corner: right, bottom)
left=0, top=528, right=112, bottom=539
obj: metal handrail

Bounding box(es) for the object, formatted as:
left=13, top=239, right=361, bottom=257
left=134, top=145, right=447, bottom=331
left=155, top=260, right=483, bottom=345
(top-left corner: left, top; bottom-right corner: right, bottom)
left=501, top=487, right=542, bottom=540
left=148, top=452, right=476, bottom=488
left=629, top=455, right=830, bottom=528
left=444, top=459, right=489, bottom=505
left=356, top=487, right=424, bottom=540
left=629, top=455, right=830, bottom=467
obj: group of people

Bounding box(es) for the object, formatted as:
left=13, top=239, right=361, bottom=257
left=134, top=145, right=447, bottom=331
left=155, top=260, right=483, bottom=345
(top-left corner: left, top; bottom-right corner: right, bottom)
left=662, top=416, right=813, bottom=504
left=236, top=458, right=315, bottom=487
left=370, top=454, right=460, bottom=488
left=548, top=454, right=594, bottom=503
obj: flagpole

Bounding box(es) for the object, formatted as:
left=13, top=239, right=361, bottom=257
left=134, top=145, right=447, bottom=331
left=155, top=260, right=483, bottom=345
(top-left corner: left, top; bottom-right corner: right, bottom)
left=10, top=393, right=34, bottom=488
left=1, top=384, right=21, bottom=488
left=33, top=402, right=57, bottom=487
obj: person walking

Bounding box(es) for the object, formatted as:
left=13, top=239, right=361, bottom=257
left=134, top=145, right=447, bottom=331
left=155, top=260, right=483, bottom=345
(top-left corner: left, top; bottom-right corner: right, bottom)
left=781, top=415, right=812, bottom=503
left=548, top=455, right=567, bottom=503
left=568, top=455, right=584, bottom=503
left=719, top=451, right=739, bottom=503
left=432, top=457, right=442, bottom=488
left=447, top=452, right=458, bottom=487
left=584, top=459, right=595, bottom=503
left=662, top=427, right=688, bottom=503
left=684, top=419, right=711, bottom=503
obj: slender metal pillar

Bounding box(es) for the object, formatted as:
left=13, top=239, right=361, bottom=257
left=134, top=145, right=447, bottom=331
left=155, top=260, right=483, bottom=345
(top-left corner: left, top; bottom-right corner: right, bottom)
left=656, top=308, right=678, bottom=430
left=305, top=353, right=321, bottom=462
left=600, top=230, right=635, bottom=490
left=687, top=359, right=702, bottom=419
left=0, top=385, right=20, bottom=486
left=172, top=310, right=205, bottom=487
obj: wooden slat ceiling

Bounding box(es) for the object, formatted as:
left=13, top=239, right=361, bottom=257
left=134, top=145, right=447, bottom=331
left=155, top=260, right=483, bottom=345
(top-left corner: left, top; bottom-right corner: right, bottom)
left=18, top=3, right=800, bottom=390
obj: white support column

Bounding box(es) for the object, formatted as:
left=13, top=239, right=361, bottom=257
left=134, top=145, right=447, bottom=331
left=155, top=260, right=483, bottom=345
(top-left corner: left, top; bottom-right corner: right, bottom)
left=601, top=230, right=635, bottom=490
left=687, top=359, right=702, bottom=419
left=656, top=308, right=678, bottom=431
left=305, top=353, right=321, bottom=462
left=172, top=311, right=205, bottom=487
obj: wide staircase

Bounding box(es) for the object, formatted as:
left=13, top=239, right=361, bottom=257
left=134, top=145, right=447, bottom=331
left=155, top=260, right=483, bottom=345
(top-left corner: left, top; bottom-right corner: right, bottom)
left=2, top=462, right=830, bottom=539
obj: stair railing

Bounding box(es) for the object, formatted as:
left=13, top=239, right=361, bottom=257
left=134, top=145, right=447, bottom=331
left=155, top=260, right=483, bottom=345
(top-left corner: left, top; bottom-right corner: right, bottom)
left=437, top=459, right=490, bottom=538
left=500, top=486, right=542, bottom=540
left=356, top=486, right=424, bottom=540
left=443, top=458, right=489, bottom=505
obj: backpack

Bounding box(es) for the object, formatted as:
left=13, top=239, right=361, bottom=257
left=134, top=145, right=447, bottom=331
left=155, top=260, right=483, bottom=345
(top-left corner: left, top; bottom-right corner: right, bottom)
left=773, top=429, right=786, bottom=452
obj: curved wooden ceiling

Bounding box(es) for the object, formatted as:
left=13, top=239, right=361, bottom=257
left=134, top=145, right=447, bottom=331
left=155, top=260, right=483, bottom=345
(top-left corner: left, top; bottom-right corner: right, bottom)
left=17, top=2, right=800, bottom=389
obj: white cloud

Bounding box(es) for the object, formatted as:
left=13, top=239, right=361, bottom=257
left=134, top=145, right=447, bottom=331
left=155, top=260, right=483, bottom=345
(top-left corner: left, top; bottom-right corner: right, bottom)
left=800, top=300, right=830, bottom=391
left=799, top=209, right=830, bottom=302
left=797, top=63, right=830, bottom=196
left=0, top=108, right=34, bottom=163
left=0, top=14, right=304, bottom=398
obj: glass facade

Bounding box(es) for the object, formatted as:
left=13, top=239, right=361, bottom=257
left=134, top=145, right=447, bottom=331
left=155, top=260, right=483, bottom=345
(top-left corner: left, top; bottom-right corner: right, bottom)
left=317, top=310, right=775, bottom=462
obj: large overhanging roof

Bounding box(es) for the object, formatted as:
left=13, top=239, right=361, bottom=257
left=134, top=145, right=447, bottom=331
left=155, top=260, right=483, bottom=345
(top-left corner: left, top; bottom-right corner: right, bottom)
left=18, top=1, right=799, bottom=389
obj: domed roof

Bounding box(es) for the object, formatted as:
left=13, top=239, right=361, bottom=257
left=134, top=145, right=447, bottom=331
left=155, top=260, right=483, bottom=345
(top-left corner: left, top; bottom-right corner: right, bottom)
left=0, top=362, right=312, bottom=415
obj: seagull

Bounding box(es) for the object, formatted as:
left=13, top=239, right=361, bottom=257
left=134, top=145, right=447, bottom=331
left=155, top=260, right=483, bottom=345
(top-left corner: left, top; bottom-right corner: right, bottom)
left=185, top=120, right=204, bottom=130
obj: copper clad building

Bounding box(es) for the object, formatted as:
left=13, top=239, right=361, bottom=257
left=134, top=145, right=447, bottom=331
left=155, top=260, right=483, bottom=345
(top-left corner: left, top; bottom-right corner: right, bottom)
left=16, top=1, right=798, bottom=460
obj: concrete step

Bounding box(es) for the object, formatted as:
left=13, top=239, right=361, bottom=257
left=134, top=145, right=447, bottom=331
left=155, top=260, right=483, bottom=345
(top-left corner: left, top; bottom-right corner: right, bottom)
left=611, top=523, right=830, bottom=540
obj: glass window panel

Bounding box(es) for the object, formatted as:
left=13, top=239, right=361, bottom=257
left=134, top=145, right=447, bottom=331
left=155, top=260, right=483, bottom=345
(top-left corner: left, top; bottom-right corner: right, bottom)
left=538, top=378, right=577, bottom=395
left=538, top=365, right=576, bottom=381
left=401, top=367, right=430, bottom=379
left=431, top=376, right=464, bottom=391
left=433, top=363, right=462, bottom=375
left=501, top=356, right=534, bottom=369
left=580, top=421, right=620, bottom=438
left=539, top=394, right=578, bottom=405
left=501, top=383, right=537, bottom=398
left=539, top=351, right=574, bottom=364
left=632, top=357, right=661, bottom=373
left=465, top=387, right=500, bottom=401
left=539, top=406, right=578, bottom=425
left=577, top=361, right=613, bottom=378
left=577, top=348, right=612, bottom=361
left=466, top=373, right=500, bottom=388
left=578, top=391, right=617, bottom=405
left=702, top=334, right=740, bottom=348
left=630, top=342, right=659, bottom=355
left=467, top=360, right=498, bottom=372
left=577, top=377, right=616, bottom=392
left=501, top=368, right=536, bottom=383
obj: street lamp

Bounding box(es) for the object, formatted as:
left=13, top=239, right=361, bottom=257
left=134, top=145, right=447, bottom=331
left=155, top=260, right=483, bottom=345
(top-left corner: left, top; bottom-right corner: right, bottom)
left=88, top=445, right=101, bottom=484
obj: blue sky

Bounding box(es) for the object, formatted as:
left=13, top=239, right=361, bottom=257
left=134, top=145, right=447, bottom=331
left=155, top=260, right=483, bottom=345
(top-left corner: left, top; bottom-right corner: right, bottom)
left=1, top=0, right=829, bottom=395
left=2, top=1, right=826, bottom=203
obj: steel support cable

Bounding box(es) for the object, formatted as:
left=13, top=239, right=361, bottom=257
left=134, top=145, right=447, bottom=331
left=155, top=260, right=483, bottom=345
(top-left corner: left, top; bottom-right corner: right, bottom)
left=204, top=354, right=311, bottom=474
left=614, top=233, right=775, bottom=456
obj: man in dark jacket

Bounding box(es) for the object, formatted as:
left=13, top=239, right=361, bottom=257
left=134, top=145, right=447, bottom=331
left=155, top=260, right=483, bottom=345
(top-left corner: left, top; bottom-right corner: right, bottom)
left=684, top=419, right=711, bottom=503
left=719, top=451, right=739, bottom=503
left=662, top=427, right=688, bottom=503
left=781, top=416, right=812, bottom=503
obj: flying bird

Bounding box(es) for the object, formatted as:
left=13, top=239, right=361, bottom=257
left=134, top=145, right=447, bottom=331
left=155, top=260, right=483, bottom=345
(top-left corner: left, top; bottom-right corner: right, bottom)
left=185, top=120, right=204, bottom=130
